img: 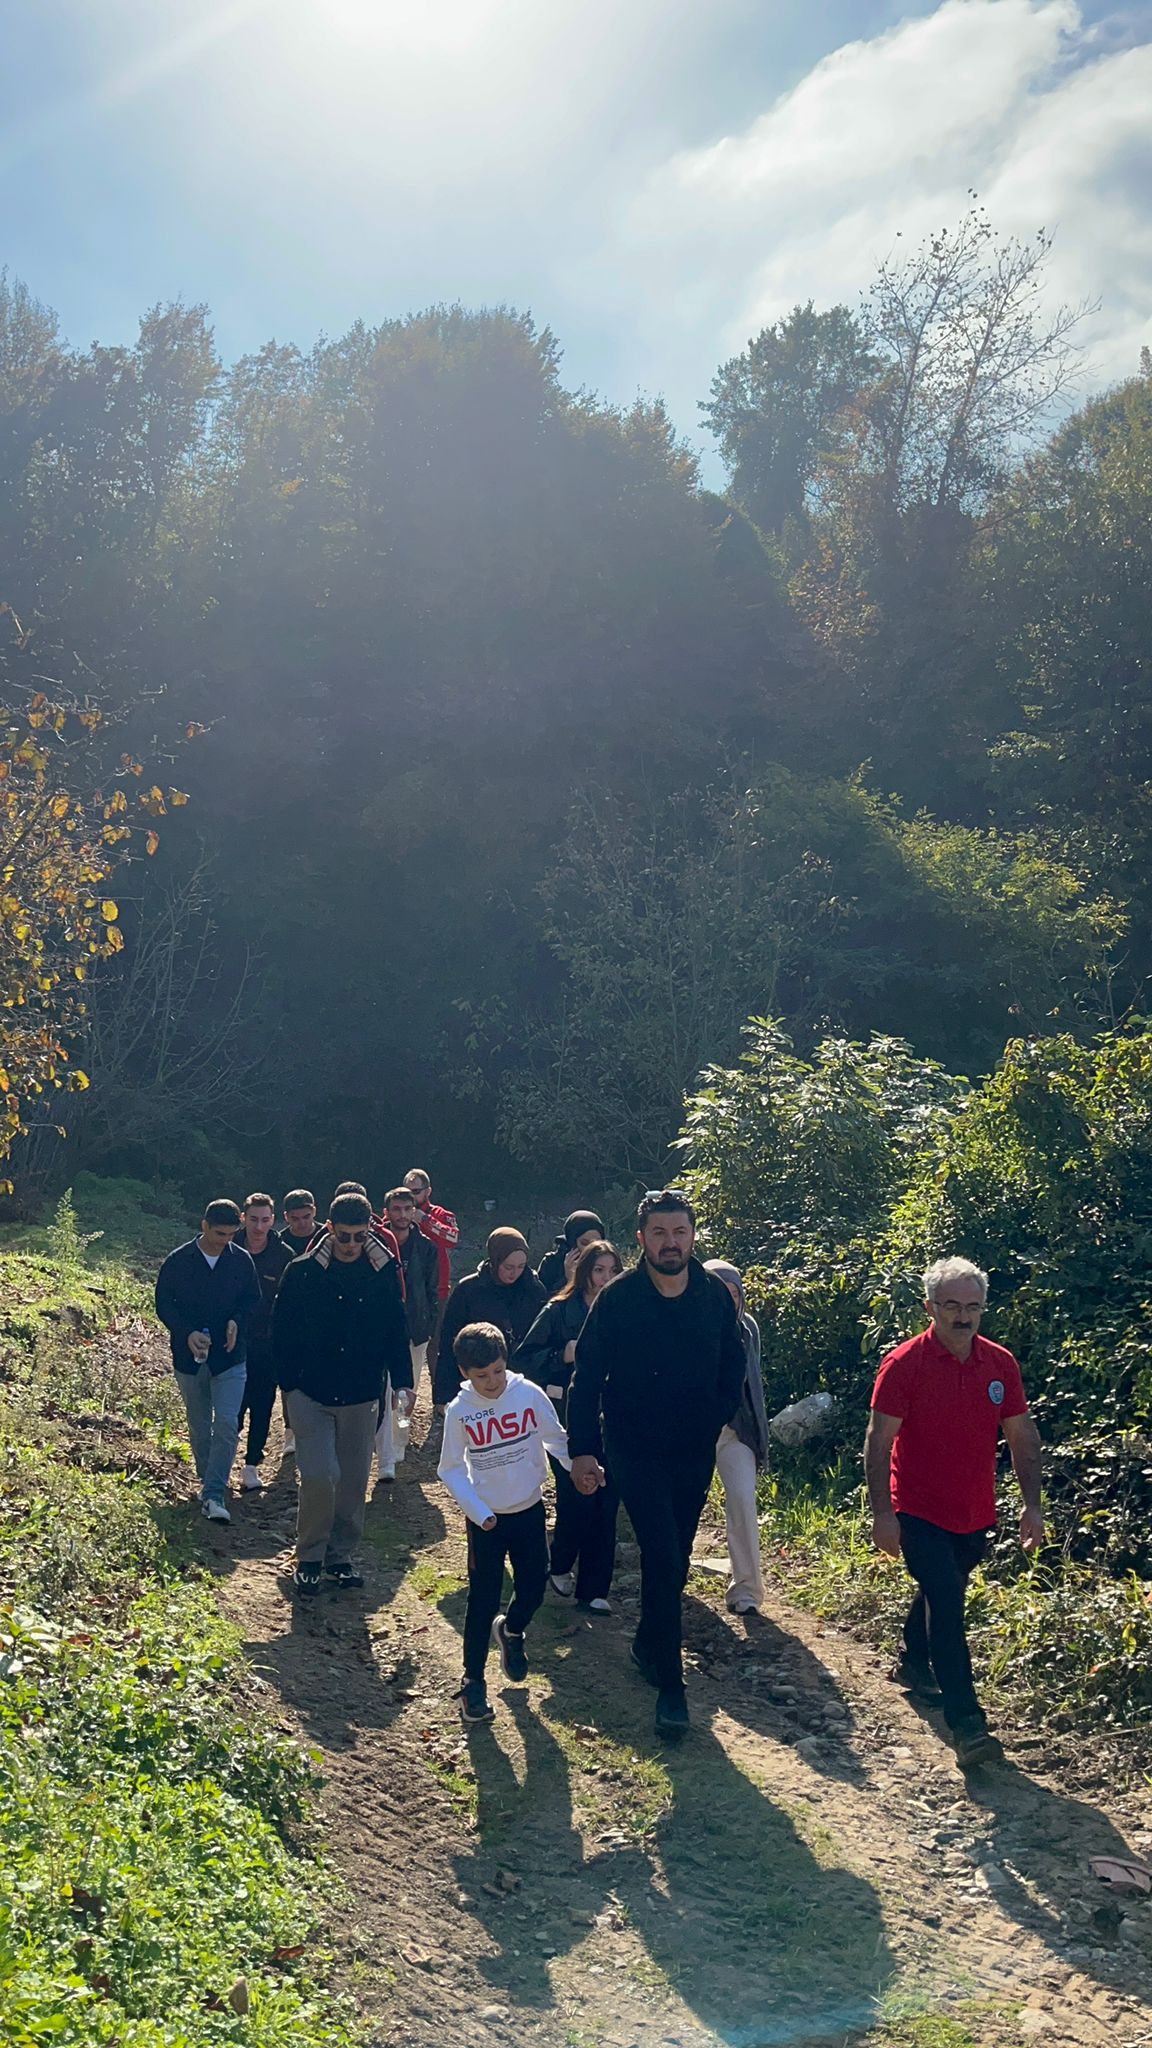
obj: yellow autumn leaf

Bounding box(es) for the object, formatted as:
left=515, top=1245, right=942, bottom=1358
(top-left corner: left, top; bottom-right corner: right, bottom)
left=69, top=1070, right=90, bottom=1092
left=50, top=794, right=70, bottom=820
left=100, top=899, right=118, bottom=922
left=169, top=789, right=190, bottom=806
left=145, top=830, right=160, bottom=857
left=103, top=924, right=124, bottom=953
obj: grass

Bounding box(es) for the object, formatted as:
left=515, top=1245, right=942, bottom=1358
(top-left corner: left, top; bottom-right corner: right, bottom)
left=542, top=1711, right=673, bottom=1838
left=0, top=1200, right=359, bottom=2048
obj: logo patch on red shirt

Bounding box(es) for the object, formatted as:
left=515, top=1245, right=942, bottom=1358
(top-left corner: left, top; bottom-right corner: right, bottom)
left=988, top=1379, right=1005, bottom=1404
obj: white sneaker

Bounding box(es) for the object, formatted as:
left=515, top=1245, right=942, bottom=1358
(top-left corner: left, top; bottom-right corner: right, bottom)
left=282, top=1431, right=296, bottom=1456
left=376, top=1466, right=395, bottom=1485
left=587, top=1597, right=612, bottom=1614
left=549, top=1571, right=575, bottom=1598
left=241, top=1466, right=263, bottom=1491
left=202, top=1498, right=231, bottom=1523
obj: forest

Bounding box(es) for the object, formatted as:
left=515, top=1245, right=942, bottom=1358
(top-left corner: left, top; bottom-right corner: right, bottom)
left=0, top=205, right=1149, bottom=1211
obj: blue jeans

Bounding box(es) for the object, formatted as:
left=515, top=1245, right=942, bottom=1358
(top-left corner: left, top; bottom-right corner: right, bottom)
left=176, top=1362, right=247, bottom=1503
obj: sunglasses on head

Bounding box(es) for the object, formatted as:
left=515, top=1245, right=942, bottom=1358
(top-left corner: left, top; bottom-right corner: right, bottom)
left=334, top=1228, right=370, bottom=1244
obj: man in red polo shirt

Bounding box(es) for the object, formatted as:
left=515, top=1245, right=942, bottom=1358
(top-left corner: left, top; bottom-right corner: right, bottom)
left=865, top=1256, right=1044, bottom=1768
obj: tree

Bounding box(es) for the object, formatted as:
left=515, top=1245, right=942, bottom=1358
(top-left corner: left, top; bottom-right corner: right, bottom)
left=0, top=605, right=188, bottom=1175
left=701, top=304, right=878, bottom=535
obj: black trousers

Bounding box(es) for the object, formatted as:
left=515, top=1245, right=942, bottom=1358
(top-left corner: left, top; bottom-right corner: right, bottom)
left=548, top=1454, right=620, bottom=1602
left=898, top=1512, right=990, bottom=1729
left=239, top=1344, right=278, bottom=1465
left=610, top=1442, right=715, bottom=1691
left=463, top=1501, right=548, bottom=1681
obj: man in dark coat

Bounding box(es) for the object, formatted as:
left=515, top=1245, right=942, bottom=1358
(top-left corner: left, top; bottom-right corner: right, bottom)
left=568, top=1190, right=744, bottom=1738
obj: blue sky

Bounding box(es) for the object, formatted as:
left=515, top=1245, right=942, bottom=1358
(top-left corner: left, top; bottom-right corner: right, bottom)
left=3, top=0, right=1150, bottom=463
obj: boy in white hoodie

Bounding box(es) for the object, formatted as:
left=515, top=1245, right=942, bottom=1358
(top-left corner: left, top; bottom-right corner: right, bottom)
left=439, top=1321, right=571, bottom=1724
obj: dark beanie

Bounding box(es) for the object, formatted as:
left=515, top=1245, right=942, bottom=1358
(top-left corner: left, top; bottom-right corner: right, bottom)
left=564, top=1209, right=604, bottom=1247
left=487, top=1227, right=529, bottom=1273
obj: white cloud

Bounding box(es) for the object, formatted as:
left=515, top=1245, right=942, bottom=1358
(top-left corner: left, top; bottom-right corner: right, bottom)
left=597, top=0, right=1152, bottom=440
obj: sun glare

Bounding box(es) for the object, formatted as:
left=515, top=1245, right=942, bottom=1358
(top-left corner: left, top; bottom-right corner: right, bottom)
left=322, top=0, right=507, bottom=54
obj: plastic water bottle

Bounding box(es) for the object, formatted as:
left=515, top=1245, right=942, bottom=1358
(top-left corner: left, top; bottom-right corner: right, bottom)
left=768, top=1391, right=835, bottom=1448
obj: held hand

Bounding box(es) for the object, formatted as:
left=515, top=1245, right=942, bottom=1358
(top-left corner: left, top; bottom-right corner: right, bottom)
left=570, top=1454, right=606, bottom=1496
left=545, top=1384, right=564, bottom=1401
left=481, top=1515, right=498, bottom=1531
left=224, top=1320, right=238, bottom=1354
left=187, top=1331, right=210, bottom=1364
left=562, top=1341, right=577, bottom=1366
left=871, top=1509, right=902, bottom=1559
left=1019, top=1504, right=1045, bottom=1553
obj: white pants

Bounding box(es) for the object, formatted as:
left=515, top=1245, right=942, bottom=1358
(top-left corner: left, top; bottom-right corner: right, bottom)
left=374, top=1341, right=428, bottom=1475
left=715, top=1425, right=764, bottom=1611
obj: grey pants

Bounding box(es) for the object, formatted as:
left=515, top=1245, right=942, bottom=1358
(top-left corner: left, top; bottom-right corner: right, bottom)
left=288, top=1391, right=377, bottom=1565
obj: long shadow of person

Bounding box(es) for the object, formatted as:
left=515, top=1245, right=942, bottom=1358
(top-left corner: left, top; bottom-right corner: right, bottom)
left=532, top=1597, right=895, bottom=2044
left=240, top=1577, right=417, bottom=1752
left=680, top=1585, right=869, bottom=1790
left=449, top=1692, right=594, bottom=2013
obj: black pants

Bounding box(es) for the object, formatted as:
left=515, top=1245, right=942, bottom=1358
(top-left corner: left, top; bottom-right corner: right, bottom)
left=463, top=1501, right=548, bottom=1681
left=610, top=1442, right=715, bottom=1691
left=548, top=1455, right=620, bottom=1602
left=898, top=1512, right=990, bottom=1728
left=239, top=1345, right=278, bottom=1466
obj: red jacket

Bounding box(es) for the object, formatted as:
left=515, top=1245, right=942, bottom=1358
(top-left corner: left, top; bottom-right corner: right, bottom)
left=415, top=1198, right=459, bottom=1301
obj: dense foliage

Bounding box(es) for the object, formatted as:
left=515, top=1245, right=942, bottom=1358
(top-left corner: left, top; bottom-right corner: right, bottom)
left=0, top=214, right=1148, bottom=1204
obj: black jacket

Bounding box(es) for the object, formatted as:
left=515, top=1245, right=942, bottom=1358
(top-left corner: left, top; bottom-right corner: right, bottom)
left=155, top=1239, right=262, bottom=1376
left=238, top=1228, right=294, bottom=1352
left=396, top=1225, right=439, bottom=1346
left=536, top=1239, right=569, bottom=1297
left=567, top=1257, right=745, bottom=1464
left=280, top=1226, right=315, bottom=1260
left=433, top=1263, right=548, bottom=1405
left=515, top=1293, right=590, bottom=1426
left=272, top=1250, right=411, bottom=1407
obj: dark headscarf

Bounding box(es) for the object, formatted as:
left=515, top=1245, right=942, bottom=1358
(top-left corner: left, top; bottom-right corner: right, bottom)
left=564, top=1209, right=604, bottom=1247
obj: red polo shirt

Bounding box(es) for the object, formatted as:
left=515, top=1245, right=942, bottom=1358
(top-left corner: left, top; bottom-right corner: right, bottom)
left=871, top=1328, right=1028, bottom=1534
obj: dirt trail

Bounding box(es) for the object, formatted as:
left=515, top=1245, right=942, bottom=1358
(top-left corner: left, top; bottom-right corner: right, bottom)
left=202, top=1386, right=1152, bottom=2048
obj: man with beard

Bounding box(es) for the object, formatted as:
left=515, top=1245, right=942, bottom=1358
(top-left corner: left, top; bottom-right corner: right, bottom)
left=567, top=1189, right=745, bottom=1738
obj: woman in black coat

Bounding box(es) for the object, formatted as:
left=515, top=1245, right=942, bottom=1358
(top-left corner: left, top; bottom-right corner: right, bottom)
left=516, top=1240, right=623, bottom=1610
left=432, top=1228, right=547, bottom=1406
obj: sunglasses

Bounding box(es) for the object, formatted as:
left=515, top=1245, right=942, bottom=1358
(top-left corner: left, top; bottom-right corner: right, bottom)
left=334, top=1228, right=370, bottom=1245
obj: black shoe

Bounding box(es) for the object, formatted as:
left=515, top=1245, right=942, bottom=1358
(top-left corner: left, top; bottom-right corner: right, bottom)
left=952, top=1713, right=1003, bottom=1768
left=459, top=1679, right=495, bottom=1724
left=494, top=1614, right=529, bottom=1683
left=325, top=1561, right=364, bottom=1589
left=893, top=1656, right=942, bottom=1703
left=655, top=1686, right=690, bottom=1738
left=293, top=1560, right=323, bottom=1597
left=630, top=1642, right=660, bottom=1688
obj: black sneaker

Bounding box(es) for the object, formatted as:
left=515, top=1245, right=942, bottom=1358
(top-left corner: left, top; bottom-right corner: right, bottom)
left=494, top=1614, right=529, bottom=1682
left=325, top=1561, right=365, bottom=1589
left=459, top=1679, right=495, bottom=1725
left=952, top=1713, right=1003, bottom=1768
left=655, top=1686, right=690, bottom=1738
left=293, top=1560, right=323, bottom=1597
left=893, top=1656, right=942, bottom=1703
left=630, top=1642, right=660, bottom=1689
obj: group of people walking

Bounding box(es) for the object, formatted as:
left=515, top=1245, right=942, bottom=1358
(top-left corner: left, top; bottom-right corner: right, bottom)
left=155, top=1177, right=1043, bottom=1764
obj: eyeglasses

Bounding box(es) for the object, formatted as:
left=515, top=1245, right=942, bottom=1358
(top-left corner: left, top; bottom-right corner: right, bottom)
left=334, top=1228, right=370, bottom=1245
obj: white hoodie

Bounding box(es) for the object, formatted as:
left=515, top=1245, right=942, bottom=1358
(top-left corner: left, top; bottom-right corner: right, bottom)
left=438, top=1369, right=570, bottom=1526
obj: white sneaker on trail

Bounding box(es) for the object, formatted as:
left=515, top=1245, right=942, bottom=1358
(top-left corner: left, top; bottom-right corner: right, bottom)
left=376, top=1467, right=395, bottom=1485
left=587, top=1597, right=612, bottom=1614
left=201, top=1499, right=231, bottom=1523
left=282, top=1432, right=296, bottom=1457
left=241, top=1466, right=263, bottom=1491
left=549, top=1572, right=575, bottom=1598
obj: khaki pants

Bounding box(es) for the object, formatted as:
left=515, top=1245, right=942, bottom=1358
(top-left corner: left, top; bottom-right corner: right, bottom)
left=288, top=1391, right=377, bottom=1565
left=715, top=1425, right=764, bottom=1611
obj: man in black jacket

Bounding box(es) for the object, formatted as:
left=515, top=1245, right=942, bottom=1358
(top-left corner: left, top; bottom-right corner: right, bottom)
left=155, top=1199, right=261, bottom=1525
left=272, top=1192, right=412, bottom=1594
left=236, top=1192, right=295, bottom=1491
left=568, top=1190, right=745, bottom=1737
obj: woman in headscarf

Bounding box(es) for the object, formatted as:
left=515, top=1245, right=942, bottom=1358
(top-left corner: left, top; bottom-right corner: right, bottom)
left=432, top=1228, right=548, bottom=1407
left=703, top=1259, right=769, bottom=1615
left=536, top=1210, right=605, bottom=1297
left=516, top=1239, right=623, bottom=1612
